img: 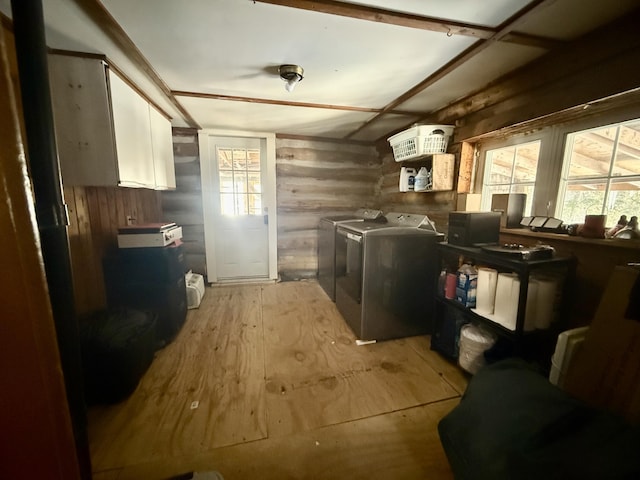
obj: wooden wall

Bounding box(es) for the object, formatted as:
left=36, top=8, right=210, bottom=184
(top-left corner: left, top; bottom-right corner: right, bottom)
left=160, top=127, right=206, bottom=274
left=158, top=132, right=381, bottom=281
left=65, top=186, right=162, bottom=315
left=431, top=10, right=640, bottom=141
left=500, top=230, right=640, bottom=328
left=276, top=137, right=380, bottom=279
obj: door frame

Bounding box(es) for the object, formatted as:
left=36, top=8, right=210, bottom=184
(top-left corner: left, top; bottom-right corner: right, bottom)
left=199, top=129, right=278, bottom=282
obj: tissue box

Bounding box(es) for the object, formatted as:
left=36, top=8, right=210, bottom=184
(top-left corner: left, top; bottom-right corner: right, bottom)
left=456, top=271, right=478, bottom=308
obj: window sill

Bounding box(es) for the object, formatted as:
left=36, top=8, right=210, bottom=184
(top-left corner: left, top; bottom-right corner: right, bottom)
left=501, top=228, right=640, bottom=249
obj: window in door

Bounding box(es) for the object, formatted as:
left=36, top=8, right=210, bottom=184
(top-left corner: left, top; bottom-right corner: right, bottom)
left=217, top=147, right=262, bottom=216
left=557, top=119, right=640, bottom=225
left=480, top=140, right=541, bottom=215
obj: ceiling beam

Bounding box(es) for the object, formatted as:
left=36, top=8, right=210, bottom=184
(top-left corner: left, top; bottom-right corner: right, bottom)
left=172, top=90, right=414, bottom=115
left=360, top=0, right=562, bottom=141
left=69, top=0, right=200, bottom=128
left=253, top=0, right=562, bottom=49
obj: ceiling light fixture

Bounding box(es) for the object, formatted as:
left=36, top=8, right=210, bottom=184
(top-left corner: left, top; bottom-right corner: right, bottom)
left=279, top=64, right=304, bottom=93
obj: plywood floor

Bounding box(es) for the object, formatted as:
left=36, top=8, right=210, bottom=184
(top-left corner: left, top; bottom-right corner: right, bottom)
left=89, top=279, right=468, bottom=480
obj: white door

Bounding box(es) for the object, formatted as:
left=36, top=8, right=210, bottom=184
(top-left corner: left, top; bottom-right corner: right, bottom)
left=199, top=131, right=277, bottom=282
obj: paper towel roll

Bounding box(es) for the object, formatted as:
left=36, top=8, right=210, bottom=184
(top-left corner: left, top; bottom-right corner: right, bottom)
left=534, top=276, right=558, bottom=329
left=524, top=279, right=539, bottom=332
left=476, top=267, right=498, bottom=314
left=494, top=273, right=520, bottom=330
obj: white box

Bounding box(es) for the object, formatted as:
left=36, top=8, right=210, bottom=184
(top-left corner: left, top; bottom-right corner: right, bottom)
left=549, top=326, right=589, bottom=388
left=185, top=271, right=205, bottom=309
left=117, top=226, right=182, bottom=248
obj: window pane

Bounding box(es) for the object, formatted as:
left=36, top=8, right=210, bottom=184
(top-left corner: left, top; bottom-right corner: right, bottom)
left=233, top=149, right=247, bottom=169
left=566, top=126, right=615, bottom=179
left=605, top=178, right=640, bottom=225
left=218, top=148, right=233, bottom=169
left=247, top=149, right=261, bottom=171
left=487, top=146, right=515, bottom=184
left=248, top=194, right=262, bottom=215
left=219, top=171, right=234, bottom=193
left=613, top=122, right=640, bottom=176
left=235, top=194, right=248, bottom=215
left=482, top=140, right=540, bottom=213
left=220, top=193, right=235, bottom=215
left=234, top=172, right=247, bottom=194
left=510, top=184, right=535, bottom=216
left=513, top=142, right=539, bottom=182
left=481, top=184, right=510, bottom=211
left=561, top=182, right=607, bottom=224
left=248, top=172, right=261, bottom=194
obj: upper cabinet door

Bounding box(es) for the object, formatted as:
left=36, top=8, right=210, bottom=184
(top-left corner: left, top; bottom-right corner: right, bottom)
left=108, top=69, right=155, bottom=188
left=49, top=55, right=118, bottom=186
left=149, top=105, right=176, bottom=190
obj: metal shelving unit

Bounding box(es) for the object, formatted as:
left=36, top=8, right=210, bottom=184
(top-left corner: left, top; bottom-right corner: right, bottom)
left=433, top=243, right=576, bottom=366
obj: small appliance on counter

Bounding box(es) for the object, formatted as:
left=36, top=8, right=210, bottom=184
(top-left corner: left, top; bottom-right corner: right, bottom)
left=447, top=211, right=501, bottom=246
left=491, top=193, right=526, bottom=228
left=117, top=222, right=182, bottom=248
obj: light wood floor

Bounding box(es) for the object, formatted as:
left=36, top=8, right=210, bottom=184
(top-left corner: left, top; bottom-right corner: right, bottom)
left=89, top=279, right=469, bottom=480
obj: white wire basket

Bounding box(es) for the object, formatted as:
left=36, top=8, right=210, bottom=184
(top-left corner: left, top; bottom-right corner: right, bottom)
left=388, top=124, right=454, bottom=162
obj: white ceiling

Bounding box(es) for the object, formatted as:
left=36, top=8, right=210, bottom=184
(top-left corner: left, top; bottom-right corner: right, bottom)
left=2, top=0, right=639, bottom=142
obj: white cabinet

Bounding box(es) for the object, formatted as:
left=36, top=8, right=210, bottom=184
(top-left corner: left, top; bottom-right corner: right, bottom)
left=149, top=102, right=176, bottom=190
left=48, top=53, right=175, bottom=189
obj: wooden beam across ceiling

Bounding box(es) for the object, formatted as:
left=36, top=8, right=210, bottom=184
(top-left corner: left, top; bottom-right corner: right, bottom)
left=355, top=0, right=558, bottom=140
left=172, top=90, right=414, bottom=115
left=253, top=0, right=563, bottom=50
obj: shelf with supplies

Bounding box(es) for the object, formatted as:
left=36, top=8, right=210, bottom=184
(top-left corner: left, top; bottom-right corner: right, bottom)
left=398, top=153, right=455, bottom=192
left=432, top=243, right=576, bottom=367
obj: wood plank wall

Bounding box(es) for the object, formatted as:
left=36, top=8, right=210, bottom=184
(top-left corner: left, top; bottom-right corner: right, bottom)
left=160, top=127, right=206, bottom=274
left=158, top=131, right=382, bottom=281
left=276, top=137, right=380, bottom=279
left=64, top=186, right=162, bottom=315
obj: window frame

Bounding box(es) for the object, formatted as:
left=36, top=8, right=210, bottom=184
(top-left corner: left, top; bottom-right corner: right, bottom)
left=473, top=104, right=640, bottom=223
left=475, top=130, right=551, bottom=216
left=555, top=118, right=640, bottom=224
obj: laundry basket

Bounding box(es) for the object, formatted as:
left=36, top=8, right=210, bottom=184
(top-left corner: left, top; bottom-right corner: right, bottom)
left=388, top=124, right=454, bottom=162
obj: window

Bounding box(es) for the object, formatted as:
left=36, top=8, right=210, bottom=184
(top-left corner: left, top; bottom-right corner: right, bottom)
left=557, top=119, right=640, bottom=225
left=480, top=140, right=541, bottom=216
left=217, top=147, right=262, bottom=216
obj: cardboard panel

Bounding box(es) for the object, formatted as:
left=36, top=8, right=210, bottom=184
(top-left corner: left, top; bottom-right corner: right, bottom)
left=564, top=266, right=640, bottom=423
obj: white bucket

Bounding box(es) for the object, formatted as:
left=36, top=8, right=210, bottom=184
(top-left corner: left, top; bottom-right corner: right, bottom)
left=458, top=324, right=497, bottom=375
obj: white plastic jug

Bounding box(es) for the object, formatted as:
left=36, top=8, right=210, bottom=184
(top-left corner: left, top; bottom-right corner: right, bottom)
left=414, top=167, right=430, bottom=192
left=399, top=167, right=417, bottom=192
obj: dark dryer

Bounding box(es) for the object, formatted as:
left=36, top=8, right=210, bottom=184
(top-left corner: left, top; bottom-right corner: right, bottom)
left=335, top=212, right=444, bottom=342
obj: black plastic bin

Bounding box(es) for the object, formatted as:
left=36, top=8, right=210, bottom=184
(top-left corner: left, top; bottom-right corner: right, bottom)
left=80, top=308, right=157, bottom=405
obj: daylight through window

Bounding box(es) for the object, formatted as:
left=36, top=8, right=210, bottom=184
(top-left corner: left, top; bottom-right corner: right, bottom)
left=481, top=140, right=540, bottom=216
left=217, top=147, right=262, bottom=216
left=557, top=119, right=640, bottom=225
